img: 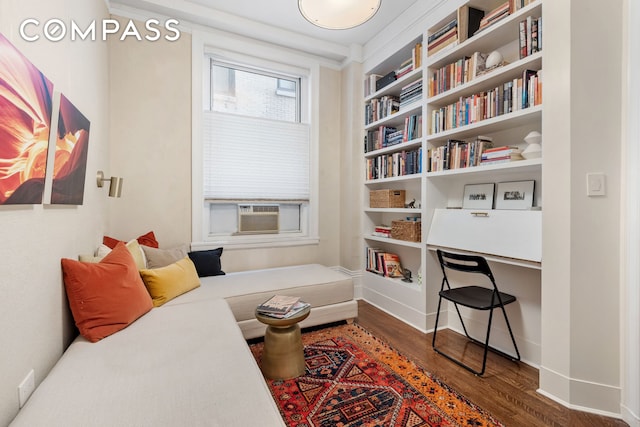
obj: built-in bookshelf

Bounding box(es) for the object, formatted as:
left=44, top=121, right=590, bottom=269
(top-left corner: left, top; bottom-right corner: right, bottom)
left=361, top=0, right=543, bottom=332
left=362, top=36, right=425, bottom=326
left=425, top=0, right=543, bottom=210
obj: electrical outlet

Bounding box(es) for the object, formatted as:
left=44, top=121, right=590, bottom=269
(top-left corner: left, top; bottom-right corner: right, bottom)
left=18, top=369, right=35, bottom=408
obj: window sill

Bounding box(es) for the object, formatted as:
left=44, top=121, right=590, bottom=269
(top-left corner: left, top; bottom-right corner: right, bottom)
left=191, top=236, right=320, bottom=251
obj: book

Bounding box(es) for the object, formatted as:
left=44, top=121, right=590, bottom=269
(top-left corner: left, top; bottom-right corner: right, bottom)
left=257, top=295, right=301, bottom=315
left=381, top=253, right=403, bottom=278
left=457, top=5, right=485, bottom=43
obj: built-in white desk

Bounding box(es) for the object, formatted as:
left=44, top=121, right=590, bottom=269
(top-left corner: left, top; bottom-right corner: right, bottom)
left=426, top=208, right=542, bottom=269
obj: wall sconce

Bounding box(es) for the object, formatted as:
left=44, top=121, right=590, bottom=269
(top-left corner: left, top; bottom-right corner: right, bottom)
left=96, top=171, right=123, bottom=198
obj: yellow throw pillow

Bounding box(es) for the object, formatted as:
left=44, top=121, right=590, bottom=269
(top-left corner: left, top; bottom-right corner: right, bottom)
left=139, top=257, right=201, bottom=307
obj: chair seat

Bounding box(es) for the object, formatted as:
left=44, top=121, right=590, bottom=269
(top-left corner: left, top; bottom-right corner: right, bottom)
left=440, top=286, right=516, bottom=310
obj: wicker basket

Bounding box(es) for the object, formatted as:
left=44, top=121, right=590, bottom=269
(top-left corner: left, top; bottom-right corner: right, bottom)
left=370, top=189, right=406, bottom=208
left=391, top=220, right=421, bottom=242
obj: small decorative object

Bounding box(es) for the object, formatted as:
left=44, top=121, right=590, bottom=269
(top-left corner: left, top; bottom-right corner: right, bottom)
left=522, top=131, right=542, bottom=160
left=402, top=268, right=413, bottom=283
left=405, top=198, right=416, bottom=208
left=485, top=50, right=503, bottom=69
left=495, top=180, right=535, bottom=210
left=462, top=183, right=495, bottom=209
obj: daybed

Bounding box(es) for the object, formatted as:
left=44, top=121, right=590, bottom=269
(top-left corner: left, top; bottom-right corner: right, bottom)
left=10, top=240, right=356, bottom=427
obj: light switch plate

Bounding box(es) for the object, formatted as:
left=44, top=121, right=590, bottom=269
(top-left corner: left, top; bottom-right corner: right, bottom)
left=586, top=173, right=606, bottom=196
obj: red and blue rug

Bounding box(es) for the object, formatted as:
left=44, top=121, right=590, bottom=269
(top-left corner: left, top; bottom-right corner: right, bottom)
left=250, top=323, right=504, bottom=427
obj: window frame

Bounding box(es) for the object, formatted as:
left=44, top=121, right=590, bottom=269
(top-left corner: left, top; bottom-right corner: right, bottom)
left=191, top=34, right=320, bottom=250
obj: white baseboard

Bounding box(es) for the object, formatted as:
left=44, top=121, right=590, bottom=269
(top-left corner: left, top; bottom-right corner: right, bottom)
left=538, top=366, right=622, bottom=418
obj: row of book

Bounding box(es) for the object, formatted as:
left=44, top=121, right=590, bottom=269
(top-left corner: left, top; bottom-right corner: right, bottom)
left=519, top=15, right=542, bottom=59
left=365, top=95, right=400, bottom=125
left=366, top=247, right=404, bottom=278
left=400, top=79, right=423, bottom=108
left=256, top=295, right=310, bottom=319
left=427, top=136, right=494, bottom=172
left=365, top=148, right=422, bottom=181
left=364, top=114, right=423, bottom=153
left=427, top=51, right=489, bottom=98
left=429, top=69, right=542, bottom=134
left=364, top=41, right=423, bottom=97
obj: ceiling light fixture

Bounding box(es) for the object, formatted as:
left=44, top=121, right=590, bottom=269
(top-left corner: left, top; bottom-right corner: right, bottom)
left=298, top=0, right=381, bottom=30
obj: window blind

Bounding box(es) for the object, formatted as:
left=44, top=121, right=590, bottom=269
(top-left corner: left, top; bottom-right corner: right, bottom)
left=203, top=111, right=310, bottom=201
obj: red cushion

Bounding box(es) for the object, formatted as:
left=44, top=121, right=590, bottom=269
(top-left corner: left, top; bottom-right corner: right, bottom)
left=103, top=231, right=159, bottom=249
left=61, top=242, right=153, bottom=342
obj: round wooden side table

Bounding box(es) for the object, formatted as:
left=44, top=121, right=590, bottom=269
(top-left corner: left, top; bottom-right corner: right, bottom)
left=255, top=306, right=311, bottom=380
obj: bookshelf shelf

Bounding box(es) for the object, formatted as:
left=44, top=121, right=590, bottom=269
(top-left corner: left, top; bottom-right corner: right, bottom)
left=364, top=138, right=423, bottom=158
left=365, top=173, right=423, bottom=186
left=364, top=207, right=422, bottom=214
left=365, top=101, right=423, bottom=131
left=364, top=235, right=423, bottom=249
left=363, top=270, right=421, bottom=292
left=426, top=104, right=542, bottom=143
left=426, top=157, right=541, bottom=178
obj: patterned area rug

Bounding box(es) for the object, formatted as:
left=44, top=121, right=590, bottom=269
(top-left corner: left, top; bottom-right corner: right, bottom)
left=249, top=323, right=504, bottom=427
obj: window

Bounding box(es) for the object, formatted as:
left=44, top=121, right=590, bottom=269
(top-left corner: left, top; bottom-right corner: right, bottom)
left=201, top=56, right=312, bottom=243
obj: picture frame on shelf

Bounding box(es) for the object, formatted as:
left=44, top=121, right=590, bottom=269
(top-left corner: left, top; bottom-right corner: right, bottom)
left=462, top=183, right=495, bottom=209
left=495, top=180, right=535, bottom=210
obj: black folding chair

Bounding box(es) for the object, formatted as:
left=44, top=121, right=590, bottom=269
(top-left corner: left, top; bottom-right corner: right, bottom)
left=432, top=249, right=521, bottom=376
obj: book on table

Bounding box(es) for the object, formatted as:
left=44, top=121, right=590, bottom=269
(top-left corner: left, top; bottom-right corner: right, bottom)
left=257, top=295, right=309, bottom=318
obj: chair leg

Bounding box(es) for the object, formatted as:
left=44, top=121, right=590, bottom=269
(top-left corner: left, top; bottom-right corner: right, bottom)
left=432, top=303, right=520, bottom=376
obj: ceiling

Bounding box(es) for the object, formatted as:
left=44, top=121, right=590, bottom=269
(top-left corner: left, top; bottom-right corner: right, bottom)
left=109, top=0, right=424, bottom=63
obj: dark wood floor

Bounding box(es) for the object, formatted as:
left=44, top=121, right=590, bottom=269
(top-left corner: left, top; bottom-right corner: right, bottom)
left=353, top=300, right=628, bottom=427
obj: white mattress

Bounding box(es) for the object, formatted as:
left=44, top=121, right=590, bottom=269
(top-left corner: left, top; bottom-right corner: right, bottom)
left=165, top=263, right=354, bottom=322
left=10, top=299, right=285, bottom=427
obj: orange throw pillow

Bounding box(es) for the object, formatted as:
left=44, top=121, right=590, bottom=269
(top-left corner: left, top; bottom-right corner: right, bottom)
left=61, top=242, right=153, bottom=342
left=103, top=230, right=159, bottom=249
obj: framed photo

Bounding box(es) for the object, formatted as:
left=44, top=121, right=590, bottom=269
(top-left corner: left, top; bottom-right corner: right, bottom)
left=462, top=183, right=495, bottom=209
left=495, top=180, right=535, bottom=210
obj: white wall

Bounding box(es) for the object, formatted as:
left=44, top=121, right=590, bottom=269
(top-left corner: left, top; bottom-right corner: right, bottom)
left=541, top=0, right=623, bottom=415
left=0, top=1, right=110, bottom=425
left=108, top=21, right=344, bottom=272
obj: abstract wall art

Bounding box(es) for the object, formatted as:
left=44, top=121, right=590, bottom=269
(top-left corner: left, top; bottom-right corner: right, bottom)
left=50, top=94, right=90, bottom=205
left=0, top=33, right=54, bottom=205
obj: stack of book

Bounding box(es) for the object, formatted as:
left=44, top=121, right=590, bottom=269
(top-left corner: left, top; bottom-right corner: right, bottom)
left=256, top=295, right=310, bottom=319
left=399, top=79, right=422, bottom=108
left=480, top=145, right=523, bottom=164
left=372, top=225, right=391, bottom=238
left=366, top=247, right=404, bottom=278
left=428, top=18, right=458, bottom=55
left=476, top=1, right=510, bottom=34
left=395, top=58, right=414, bottom=79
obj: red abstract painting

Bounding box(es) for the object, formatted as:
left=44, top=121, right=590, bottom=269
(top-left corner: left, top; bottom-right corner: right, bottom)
left=0, top=33, right=53, bottom=204
left=50, top=94, right=90, bottom=205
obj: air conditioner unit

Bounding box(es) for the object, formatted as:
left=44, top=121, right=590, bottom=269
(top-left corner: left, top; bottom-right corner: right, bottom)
left=237, top=204, right=280, bottom=234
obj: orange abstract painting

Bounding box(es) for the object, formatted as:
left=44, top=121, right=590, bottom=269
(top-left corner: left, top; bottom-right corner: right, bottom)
left=50, top=94, right=90, bottom=205
left=0, top=33, right=53, bottom=204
